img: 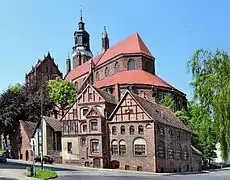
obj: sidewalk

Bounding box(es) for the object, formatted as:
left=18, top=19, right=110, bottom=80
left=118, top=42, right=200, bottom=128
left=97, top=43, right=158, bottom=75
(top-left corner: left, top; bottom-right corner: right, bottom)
left=0, top=169, right=36, bottom=180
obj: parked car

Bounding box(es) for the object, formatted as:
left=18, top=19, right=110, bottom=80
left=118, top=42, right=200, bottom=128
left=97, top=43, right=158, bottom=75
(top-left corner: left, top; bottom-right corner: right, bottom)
left=0, top=154, right=7, bottom=163
left=34, top=156, right=54, bottom=164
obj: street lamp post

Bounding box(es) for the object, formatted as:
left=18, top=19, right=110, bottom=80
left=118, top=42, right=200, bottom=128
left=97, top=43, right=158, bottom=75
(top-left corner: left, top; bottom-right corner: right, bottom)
left=40, top=84, right=44, bottom=170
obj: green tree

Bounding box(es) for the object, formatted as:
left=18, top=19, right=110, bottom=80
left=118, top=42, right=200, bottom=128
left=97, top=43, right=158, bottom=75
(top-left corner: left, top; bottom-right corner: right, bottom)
left=48, top=79, right=77, bottom=116
left=187, top=49, right=230, bottom=161
left=159, top=93, right=175, bottom=111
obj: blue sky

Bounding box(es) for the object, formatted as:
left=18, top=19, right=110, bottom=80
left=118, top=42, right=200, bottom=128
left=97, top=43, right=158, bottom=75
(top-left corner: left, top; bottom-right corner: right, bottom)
left=0, top=0, right=229, bottom=99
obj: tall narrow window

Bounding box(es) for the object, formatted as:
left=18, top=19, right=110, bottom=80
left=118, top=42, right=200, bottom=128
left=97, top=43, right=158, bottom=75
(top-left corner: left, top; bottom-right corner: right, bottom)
left=128, top=59, right=135, bottom=70
left=105, top=67, right=109, bottom=77
left=176, top=144, right=182, bottom=160
left=138, top=125, right=144, bottom=134
left=168, top=143, right=174, bottom=159
left=111, top=140, right=118, bottom=155
left=91, top=140, right=99, bottom=153
left=90, top=120, right=98, bottom=131
left=119, top=140, right=126, bottom=155
left=112, top=126, right=117, bottom=135
left=115, top=62, right=120, bottom=73
left=120, top=126, right=125, bottom=135
left=158, top=141, right=165, bottom=158
left=183, top=145, right=189, bottom=160
left=95, top=72, right=100, bottom=81
left=129, top=125, right=135, bottom=135
left=67, top=142, right=72, bottom=153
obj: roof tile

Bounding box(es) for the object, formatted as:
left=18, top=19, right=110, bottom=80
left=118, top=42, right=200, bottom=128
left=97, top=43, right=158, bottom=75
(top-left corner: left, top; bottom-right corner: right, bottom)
left=94, top=70, right=173, bottom=89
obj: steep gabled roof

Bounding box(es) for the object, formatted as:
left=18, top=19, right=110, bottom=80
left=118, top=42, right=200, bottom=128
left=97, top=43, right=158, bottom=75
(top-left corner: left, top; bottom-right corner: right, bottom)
left=28, top=52, right=61, bottom=75
left=109, top=90, right=189, bottom=131
left=65, top=33, right=153, bottom=80
left=42, top=116, right=62, bottom=132
left=65, top=54, right=102, bottom=81
left=20, top=120, right=37, bottom=139
left=96, top=33, right=152, bottom=66
left=94, top=70, right=173, bottom=89
left=93, top=87, right=117, bottom=104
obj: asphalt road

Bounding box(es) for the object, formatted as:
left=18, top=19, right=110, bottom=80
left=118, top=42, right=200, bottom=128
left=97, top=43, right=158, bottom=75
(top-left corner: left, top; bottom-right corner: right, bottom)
left=0, top=160, right=230, bottom=180
left=58, top=170, right=230, bottom=180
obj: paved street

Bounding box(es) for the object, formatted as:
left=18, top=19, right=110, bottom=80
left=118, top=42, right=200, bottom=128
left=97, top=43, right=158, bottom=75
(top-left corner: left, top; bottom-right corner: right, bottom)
left=0, top=159, right=229, bottom=180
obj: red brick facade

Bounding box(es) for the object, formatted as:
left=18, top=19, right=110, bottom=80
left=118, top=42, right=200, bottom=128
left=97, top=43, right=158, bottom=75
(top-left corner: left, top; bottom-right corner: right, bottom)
left=60, top=17, right=201, bottom=172
left=25, top=52, right=62, bottom=87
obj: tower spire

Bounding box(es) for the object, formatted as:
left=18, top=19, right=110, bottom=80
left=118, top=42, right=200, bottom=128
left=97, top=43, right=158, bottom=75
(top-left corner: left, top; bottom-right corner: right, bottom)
left=102, top=26, right=109, bottom=52
left=80, top=6, right=83, bottom=22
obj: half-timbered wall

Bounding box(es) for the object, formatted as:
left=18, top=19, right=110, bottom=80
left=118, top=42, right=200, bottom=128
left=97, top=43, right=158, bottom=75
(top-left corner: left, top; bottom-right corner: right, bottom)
left=108, top=93, right=156, bottom=172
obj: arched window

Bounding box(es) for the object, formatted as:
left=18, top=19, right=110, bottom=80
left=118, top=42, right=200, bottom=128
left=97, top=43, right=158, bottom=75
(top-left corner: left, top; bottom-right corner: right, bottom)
left=129, top=125, right=135, bottom=135
left=95, top=72, right=100, bottom=81
left=128, top=59, right=135, bottom=70
left=112, top=126, right=117, bottom=135
left=90, top=120, right=98, bottom=131
left=138, top=125, right=144, bottom=135
left=111, top=140, right=118, bottom=155
left=105, top=67, right=109, bottom=77
left=119, top=140, right=126, bottom=155
left=175, top=143, right=182, bottom=160
left=133, top=138, right=146, bottom=156
left=115, top=62, right=120, bottom=73
left=183, top=145, right=189, bottom=160
left=120, top=126, right=125, bottom=135
left=168, top=143, right=174, bottom=159
left=158, top=141, right=165, bottom=158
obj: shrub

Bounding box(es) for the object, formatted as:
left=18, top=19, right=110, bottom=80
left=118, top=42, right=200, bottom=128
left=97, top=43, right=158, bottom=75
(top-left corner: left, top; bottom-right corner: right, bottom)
left=34, top=168, right=58, bottom=180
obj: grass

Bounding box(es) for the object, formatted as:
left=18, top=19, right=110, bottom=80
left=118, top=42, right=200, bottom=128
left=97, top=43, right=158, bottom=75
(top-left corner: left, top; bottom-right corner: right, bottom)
left=34, top=168, right=58, bottom=180
left=0, top=150, right=7, bottom=155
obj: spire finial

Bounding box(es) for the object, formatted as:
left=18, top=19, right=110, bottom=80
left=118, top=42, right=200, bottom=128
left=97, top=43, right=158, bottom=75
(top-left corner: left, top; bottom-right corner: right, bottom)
left=104, top=26, right=107, bottom=33
left=80, top=6, right=83, bottom=22
left=68, top=51, right=70, bottom=59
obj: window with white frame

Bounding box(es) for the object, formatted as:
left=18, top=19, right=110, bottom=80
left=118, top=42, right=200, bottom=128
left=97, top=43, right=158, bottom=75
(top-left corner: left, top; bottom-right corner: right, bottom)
left=90, top=120, right=98, bottom=131
left=119, top=140, right=126, bottom=155
left=111, top=140, right=118, bottom=155
left=133, top=138, right=147, bottom=156
left=91, top=139, right=99, bottom=153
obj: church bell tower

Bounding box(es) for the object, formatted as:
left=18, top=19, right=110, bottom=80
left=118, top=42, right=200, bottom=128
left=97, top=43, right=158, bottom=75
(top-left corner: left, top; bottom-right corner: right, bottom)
left=72, top=10, right=93, bottom=68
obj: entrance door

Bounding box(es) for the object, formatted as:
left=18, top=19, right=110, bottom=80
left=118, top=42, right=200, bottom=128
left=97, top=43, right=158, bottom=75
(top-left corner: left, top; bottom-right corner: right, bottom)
left=93, top=158, right=101, bottom=168
left=25, top=150, right=29, bottom=161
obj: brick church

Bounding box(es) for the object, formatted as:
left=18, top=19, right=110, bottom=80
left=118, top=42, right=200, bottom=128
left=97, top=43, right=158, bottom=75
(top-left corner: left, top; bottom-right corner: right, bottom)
left=60, top=14, right=202, bottom=173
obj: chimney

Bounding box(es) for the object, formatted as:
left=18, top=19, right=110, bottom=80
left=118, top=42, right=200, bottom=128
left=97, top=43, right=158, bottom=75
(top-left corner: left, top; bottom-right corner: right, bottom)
left=66, top=57, right=71, bottom=74
left=114, top=84, right=120, bottom=101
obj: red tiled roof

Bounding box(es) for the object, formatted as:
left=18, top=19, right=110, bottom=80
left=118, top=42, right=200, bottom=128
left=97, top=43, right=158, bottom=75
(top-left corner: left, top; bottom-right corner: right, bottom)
left=96, top=33, right=152, bottom=66
left=94, top=70, right=173, bottom=89
left=65, top=33, right=153, bottom=80
left=65, top=54, right=102, bottom=81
